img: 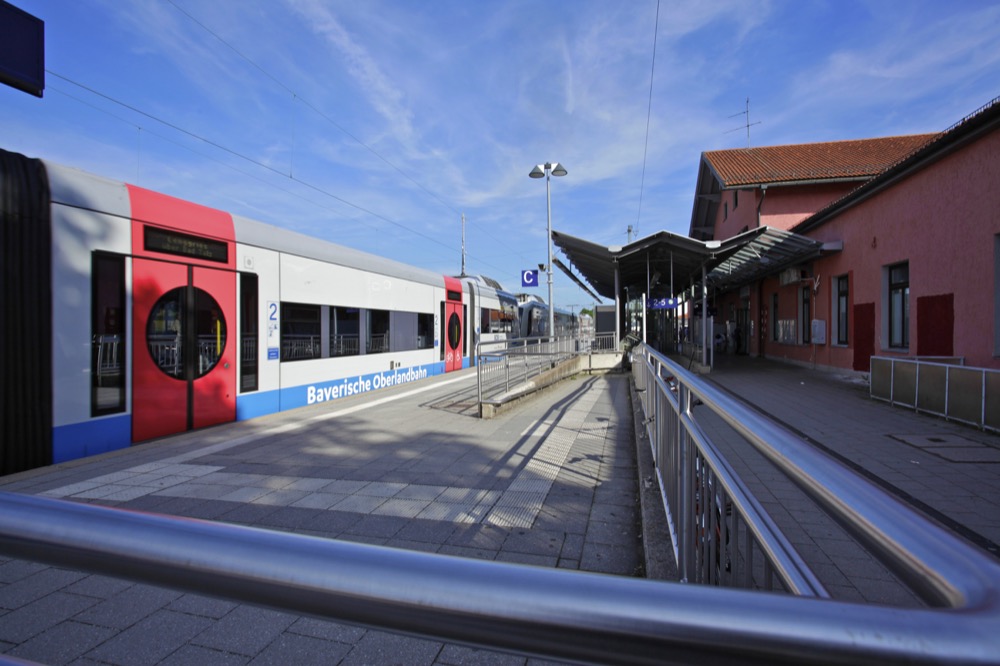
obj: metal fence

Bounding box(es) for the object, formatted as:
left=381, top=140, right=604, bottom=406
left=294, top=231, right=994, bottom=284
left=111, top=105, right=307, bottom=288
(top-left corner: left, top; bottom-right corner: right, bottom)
left=476, top=336, right=579, bottom=406
left=589, top=332, right=618, bottom=353
left=870, top=355, right=1000, bottom=433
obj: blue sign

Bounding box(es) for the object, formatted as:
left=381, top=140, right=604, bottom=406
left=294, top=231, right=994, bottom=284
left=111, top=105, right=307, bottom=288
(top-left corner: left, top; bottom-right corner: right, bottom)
left=649, top=297, right=679, bottom=310
left=521, top=269, right=539, bottom=287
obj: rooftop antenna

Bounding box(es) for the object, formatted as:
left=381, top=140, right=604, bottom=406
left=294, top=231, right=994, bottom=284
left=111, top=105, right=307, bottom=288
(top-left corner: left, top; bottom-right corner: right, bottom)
left=725, top=97, right=762, bottom=148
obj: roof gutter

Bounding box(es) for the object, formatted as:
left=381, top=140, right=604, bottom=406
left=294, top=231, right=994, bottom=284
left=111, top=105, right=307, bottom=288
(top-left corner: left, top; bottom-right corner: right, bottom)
left=726, top=175, right=871, bottom=189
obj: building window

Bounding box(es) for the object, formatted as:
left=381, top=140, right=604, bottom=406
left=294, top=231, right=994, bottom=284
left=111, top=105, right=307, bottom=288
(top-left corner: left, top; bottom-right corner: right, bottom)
left=771, top=293, right=779, bottom=343
left=995, top=235, right=1000, bottom=356
left=733, top=190, right=739, bottom=209
left=888, top=262, right=909, bottom=349
left=801, top=285, right=811, bottom=344
left=835, top=275, right=849, bottom=345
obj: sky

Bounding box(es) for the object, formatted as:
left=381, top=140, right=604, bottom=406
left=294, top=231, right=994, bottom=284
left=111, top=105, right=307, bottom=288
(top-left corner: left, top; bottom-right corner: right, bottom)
left=2, top=1, right=999, bottom=312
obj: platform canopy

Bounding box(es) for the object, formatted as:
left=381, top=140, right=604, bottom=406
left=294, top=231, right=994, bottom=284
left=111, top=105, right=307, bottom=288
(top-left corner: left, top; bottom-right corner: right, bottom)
left=551, top=226, right=837, bottom=302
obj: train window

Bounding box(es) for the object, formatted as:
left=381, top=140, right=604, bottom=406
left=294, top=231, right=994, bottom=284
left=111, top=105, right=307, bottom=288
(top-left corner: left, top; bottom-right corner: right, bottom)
left=417, top=313, right=433, bottom=349
left=367, top=309, right=390, bottom=354
left=480, top=305, right=514, bottom=334
left=91, top=253, right=126, bottom=416
left=330, top=307, right=360, bottom=357
left=447, top=311, right=462, bottom=350
left=281, top=303, right=321, bottom=361
left=387, top=311, right=434, bottom=352
left=146, top=287, right=227, bottom=379
left=239, top=273, right=258, bottom=392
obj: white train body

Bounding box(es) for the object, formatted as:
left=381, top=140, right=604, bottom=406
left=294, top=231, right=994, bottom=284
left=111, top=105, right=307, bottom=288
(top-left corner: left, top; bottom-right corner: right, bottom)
left=2, top=150, right=502, bottom=472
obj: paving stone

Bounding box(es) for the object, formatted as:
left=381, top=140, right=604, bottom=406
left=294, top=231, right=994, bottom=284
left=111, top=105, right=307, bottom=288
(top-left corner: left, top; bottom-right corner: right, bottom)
left=192, top=605, right=296, bottom=656
left=6, top=619, right=117, bottom=665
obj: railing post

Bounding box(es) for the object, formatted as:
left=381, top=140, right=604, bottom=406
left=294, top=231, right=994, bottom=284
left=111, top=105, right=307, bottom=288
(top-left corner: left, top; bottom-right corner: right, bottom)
left=676, top=382, right=695, bottom=583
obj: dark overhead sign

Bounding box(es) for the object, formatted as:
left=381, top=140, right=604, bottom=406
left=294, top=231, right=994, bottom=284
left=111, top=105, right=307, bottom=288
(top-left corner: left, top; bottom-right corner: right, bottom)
left=0, top=1, right=44, bottom=98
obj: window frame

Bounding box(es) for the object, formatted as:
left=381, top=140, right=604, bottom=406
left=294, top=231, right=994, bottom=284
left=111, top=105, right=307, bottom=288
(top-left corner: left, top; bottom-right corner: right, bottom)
left=834, top=274, right=849, bottom=346
left=771, top=293, right=779, bottom=343
left=91, top=252, right=127, bottom=416
left=887, top=262, right=910, bottom=350
left=801, top=284, right=811, bottom=344
left=280, top=302, right=322, bottom=362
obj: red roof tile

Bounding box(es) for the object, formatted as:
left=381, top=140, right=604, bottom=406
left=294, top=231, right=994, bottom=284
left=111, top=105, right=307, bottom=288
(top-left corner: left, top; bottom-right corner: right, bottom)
left=704, top=134, right=938, bottom=187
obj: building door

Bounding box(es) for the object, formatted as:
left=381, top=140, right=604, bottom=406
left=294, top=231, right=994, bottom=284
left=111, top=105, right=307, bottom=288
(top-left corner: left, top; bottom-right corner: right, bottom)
left=132, top=258, right=237, bottom=441
left=736, top=307, right=749, bottom=355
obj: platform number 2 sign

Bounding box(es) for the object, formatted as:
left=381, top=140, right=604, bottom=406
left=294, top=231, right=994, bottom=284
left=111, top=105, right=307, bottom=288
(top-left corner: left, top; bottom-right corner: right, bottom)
left=267, top=301, right=280, bottom=360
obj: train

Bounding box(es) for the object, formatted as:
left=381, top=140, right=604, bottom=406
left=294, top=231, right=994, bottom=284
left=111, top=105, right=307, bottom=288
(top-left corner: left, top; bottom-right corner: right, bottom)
left=516, top=294, right=580, bottom=339
left=0, top=148, right=576, bottom=474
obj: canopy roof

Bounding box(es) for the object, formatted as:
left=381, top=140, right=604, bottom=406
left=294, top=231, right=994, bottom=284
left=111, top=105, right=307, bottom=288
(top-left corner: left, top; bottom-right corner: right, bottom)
left=552, top=226, right=837, bottom=302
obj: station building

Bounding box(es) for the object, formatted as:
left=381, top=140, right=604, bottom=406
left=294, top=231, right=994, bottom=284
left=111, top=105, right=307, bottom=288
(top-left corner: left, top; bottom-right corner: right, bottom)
left=556, top=94, right=1000, bottom=375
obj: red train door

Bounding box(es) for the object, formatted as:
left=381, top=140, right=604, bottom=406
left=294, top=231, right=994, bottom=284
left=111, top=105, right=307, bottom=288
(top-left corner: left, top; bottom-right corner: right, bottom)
left=443, top=277, right=464, bottom=372
left=132, top=259, right=237, bottom=441
left=127, top=184, right=238, bottom=442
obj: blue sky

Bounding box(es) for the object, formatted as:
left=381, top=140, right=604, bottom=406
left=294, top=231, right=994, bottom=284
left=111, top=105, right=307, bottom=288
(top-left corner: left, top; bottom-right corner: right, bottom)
left=2, top=1, right=999, bottom=310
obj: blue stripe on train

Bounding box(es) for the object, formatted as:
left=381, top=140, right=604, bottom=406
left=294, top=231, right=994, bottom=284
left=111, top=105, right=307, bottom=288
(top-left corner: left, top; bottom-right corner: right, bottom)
left=51, top=360, right=453, bottom=464
left=52, top=415, right=131, bottom=464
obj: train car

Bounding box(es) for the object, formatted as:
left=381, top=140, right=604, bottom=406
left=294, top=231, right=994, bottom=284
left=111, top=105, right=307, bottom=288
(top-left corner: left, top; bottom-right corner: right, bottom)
left=464, top=275, right=519, bottom=353
left=515, top=295, right=578, bottom=339
left=0, top=148, right=486, bottom=474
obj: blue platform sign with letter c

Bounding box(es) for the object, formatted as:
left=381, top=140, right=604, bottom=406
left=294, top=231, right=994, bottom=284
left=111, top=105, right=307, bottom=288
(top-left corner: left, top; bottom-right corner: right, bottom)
left=521, top=269, right=538, bottom=287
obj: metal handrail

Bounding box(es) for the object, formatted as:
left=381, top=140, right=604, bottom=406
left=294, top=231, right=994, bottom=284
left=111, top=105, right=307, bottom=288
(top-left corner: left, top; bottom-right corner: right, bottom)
left=2, top=489, right=1000, bottom=664
left=4, top=344, right=1000, bottom=663
left=475, top=336, right=578, bottom=407
left=633, top=345, right=826, bottom=594
left=630, top=343, right=1000, bottom=644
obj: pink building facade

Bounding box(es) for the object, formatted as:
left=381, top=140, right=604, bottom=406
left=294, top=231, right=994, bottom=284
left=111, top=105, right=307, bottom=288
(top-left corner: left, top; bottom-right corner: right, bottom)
left=692, top=98, right=1000, bottom=373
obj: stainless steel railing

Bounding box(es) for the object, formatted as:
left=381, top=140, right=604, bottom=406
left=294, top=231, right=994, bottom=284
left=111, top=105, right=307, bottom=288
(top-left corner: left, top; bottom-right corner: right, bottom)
left=631, top=341, right=1000, bottom=610
left=2, top=488, right=1000, bottom=664
left=632, top=344, right=825, bottom=594
left=4, top=343, right=1000, bottom=663
left=475, top=336, right=578, bottom=406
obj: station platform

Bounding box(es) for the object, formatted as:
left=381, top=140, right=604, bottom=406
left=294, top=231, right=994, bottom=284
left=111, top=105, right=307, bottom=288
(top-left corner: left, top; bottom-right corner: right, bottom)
left=0, top=369, right=642, bottom=665
left=2, top=355, right=999, bottom=664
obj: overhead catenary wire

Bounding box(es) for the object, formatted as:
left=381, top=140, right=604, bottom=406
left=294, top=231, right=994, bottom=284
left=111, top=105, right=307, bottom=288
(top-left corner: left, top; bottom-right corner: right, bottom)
left=164, top=0, right=518, bottom=262
left=45, top=70, right=522, bottom=279
left=633, top=0, right=661, bottom=240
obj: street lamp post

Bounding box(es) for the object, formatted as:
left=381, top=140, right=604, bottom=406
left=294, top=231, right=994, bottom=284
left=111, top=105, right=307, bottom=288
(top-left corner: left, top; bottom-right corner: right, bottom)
left=528, top=162, right=567, bottom=339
